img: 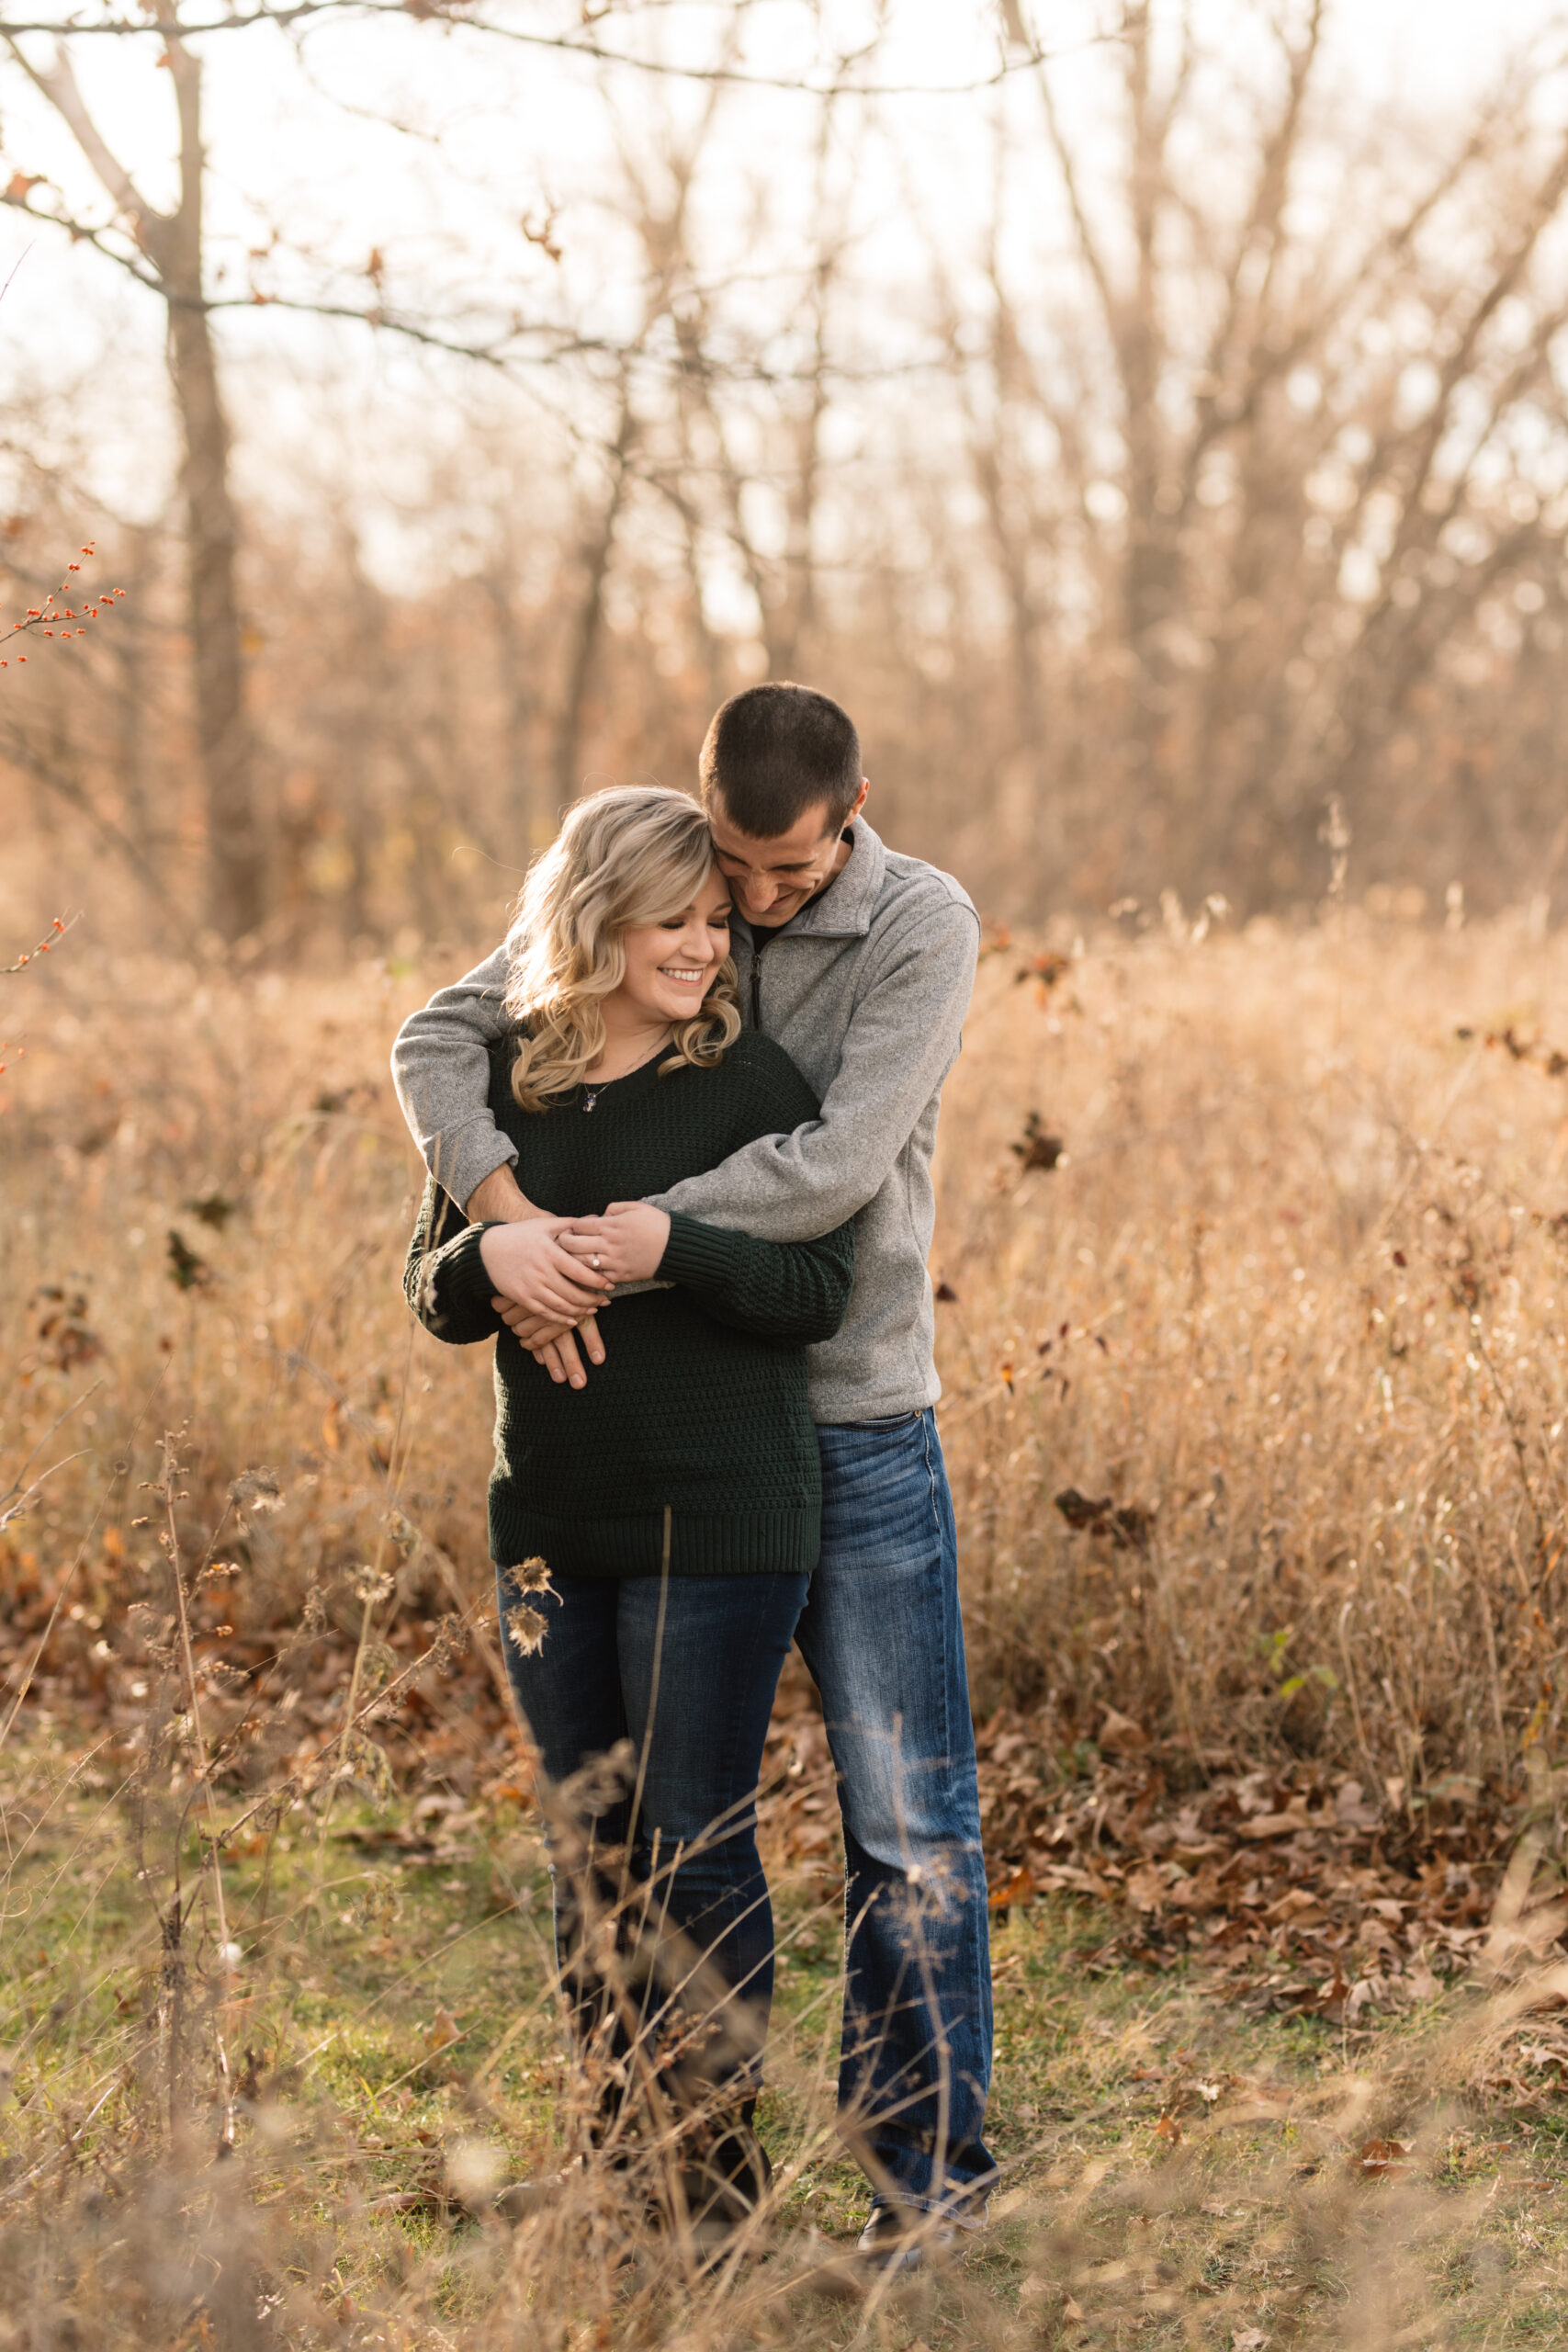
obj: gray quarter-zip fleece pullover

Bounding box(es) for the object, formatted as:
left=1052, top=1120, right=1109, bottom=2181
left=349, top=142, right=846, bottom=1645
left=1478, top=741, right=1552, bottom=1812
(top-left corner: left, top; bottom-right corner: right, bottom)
left=389, top=817, right=979, bottom=1423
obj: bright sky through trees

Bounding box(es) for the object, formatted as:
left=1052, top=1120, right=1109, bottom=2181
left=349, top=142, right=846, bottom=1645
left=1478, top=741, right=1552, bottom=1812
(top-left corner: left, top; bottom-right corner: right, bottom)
left=6, top=1, right=1568, bottom=936
left=5, top=0, right=1564, bottom=413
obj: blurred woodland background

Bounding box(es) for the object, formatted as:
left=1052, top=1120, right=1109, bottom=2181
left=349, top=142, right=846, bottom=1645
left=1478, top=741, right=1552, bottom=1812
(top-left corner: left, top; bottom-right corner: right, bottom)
left=12, top=13, right=1568, bottom=2340
left=6, top=0, right=1568, bottom=947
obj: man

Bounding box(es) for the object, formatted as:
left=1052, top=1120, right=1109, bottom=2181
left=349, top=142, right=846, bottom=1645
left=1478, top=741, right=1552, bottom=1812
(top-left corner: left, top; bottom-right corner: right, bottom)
left=391, top=682, right=993, bottom=2262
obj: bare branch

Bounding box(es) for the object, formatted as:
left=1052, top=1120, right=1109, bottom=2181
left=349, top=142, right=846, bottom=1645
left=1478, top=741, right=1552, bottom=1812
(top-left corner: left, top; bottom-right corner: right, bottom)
left=1, top=33, right=157, bottom=238
left=1034, top=56, right=1122, bottom=349
left=1, top=910, right=77, bottom=972
left=0, top=187, right=161, bottom=286
left=0, top=1381, right=101, bottom=1531
left=0, top=718, right=177, bottom=907
left=0, top=0, right=1119, bottom=96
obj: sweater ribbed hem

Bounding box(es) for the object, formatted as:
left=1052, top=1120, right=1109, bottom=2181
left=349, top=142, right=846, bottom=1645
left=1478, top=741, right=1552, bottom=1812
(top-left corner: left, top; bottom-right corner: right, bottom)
left=489, top=1500, right=819, bottom=1578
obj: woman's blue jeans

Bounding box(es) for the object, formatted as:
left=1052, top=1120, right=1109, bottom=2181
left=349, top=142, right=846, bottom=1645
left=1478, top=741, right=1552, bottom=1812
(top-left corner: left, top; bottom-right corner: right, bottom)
left=499, top=1564, right=807, bottom=2111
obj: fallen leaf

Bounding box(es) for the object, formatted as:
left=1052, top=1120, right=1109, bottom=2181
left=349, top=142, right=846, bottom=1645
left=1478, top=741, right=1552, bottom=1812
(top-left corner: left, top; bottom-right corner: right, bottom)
left=424, top=2006, right=462, bottom=2053
left=988, top=1863, right=1035, bottom=1912
left=1355, top=2137, right=1412, bottom=2179
left=1155, top=2112, right=1182, bottom=2143
left=1265, top=1886, right=1324, bottom=1923
left=1318, top=1962, right=1350, bottom=2016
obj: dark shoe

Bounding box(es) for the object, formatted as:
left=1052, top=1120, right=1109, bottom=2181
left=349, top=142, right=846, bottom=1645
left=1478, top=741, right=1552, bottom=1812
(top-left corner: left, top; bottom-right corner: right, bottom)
left=855, top=2201, right=973, bottom=2275
left=671, top=2108, right=774, bottom=2254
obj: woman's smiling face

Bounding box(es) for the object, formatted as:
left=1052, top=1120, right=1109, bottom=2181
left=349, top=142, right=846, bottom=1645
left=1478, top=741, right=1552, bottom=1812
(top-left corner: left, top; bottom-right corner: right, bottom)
left=615, top=861, right=733, bottom=1026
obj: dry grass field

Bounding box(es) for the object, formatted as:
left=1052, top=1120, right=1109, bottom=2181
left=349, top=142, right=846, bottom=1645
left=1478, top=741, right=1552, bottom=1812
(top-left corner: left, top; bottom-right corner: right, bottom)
left=6, top=903, right=1568, bottom=2347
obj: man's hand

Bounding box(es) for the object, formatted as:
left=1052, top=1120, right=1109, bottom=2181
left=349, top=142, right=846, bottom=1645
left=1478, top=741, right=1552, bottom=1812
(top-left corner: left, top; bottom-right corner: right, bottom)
left=490, top=1299, right=605, bottom=1380
left=493, top=1301, right=600, bottom=1350
left=560, top=1203, right=671, bottom=1283
left=490, top=1316, right=601, bottom=1388
left=479, top=1217, right=614, bottom=1323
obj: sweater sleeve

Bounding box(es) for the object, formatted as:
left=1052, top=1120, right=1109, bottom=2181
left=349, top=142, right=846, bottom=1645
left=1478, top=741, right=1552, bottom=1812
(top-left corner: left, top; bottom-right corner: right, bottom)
left=390, top=943, right=518, bottom=1214
left=647, top=898, right=978, bottom=1241
left=402, top=1174, right=505, bottom=1347
left=656, top=1209, right=854, bottom=1344
left=650, top=1042, right=854, bottom=1342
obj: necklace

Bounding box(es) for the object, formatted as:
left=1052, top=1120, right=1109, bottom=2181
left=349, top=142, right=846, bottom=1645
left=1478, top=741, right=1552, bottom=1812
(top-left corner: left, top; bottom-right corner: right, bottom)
left=581, top=1030, right=673, bottom=1112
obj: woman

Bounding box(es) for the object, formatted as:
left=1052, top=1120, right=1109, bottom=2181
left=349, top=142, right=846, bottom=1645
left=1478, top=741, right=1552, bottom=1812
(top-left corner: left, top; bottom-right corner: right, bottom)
left=404, top=786, right=853, bottom=2233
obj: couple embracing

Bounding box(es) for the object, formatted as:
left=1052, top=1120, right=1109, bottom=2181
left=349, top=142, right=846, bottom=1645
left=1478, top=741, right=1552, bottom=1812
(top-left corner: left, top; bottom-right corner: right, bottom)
left=393, top=682, right=994, bottom=2267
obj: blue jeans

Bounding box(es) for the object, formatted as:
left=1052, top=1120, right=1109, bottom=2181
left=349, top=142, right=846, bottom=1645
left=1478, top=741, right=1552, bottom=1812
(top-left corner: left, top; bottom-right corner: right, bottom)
left=499, top=1566, right=807, bottom=2109
left=797, top=1409, right=996, bottom=2217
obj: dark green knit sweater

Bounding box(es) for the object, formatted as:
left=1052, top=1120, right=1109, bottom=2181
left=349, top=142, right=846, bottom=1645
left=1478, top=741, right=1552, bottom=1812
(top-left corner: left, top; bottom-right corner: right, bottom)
left=403, top=1029, right=854, bottom=1577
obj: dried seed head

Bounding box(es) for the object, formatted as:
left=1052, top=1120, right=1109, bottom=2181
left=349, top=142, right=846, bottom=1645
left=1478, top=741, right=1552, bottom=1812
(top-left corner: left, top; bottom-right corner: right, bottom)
left=506, top=1603, right=548, bottom=1656
left=425, top=1612, right=468, bottom=1673
left=230, top=1467, right=284, bottom=1512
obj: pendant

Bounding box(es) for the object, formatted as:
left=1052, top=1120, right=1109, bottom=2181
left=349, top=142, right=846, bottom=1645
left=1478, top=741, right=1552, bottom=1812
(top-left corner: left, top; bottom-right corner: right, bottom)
left=582, top=1090, right=598, bottom=1112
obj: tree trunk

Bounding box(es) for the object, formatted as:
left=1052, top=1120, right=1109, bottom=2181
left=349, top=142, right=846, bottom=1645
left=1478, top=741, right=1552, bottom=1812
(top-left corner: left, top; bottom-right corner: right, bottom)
left=19, top=27, right=264, bottom=936
left=553, top=391, right=635, bottom=808
left=167, top=297, right=261, bottom=934
left=160, top=35, right=263, bottom=936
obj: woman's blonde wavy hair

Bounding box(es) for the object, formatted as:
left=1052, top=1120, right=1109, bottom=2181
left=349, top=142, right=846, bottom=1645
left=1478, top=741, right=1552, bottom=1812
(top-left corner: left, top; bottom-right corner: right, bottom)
left=502, top=786, right=741, bottom=1113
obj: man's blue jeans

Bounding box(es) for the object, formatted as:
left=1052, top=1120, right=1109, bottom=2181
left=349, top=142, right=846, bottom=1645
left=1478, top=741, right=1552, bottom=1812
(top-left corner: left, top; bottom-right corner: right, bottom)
left=795, top=1408, right=996, bottom=2217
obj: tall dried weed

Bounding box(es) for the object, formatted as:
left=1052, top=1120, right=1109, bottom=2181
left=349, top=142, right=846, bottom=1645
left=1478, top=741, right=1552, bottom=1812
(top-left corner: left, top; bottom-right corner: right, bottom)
left=5, top=908, right=1568, bottom=2345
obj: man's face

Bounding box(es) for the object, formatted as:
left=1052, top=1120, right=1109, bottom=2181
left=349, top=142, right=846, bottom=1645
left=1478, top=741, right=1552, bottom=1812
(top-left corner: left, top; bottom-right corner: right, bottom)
left=707, top=781, right=868, bottom=927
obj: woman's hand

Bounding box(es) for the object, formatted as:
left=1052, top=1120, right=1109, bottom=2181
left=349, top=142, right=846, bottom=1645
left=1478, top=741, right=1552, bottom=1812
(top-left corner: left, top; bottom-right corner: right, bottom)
left=479, top=1216, right=615, bottom=1322
left=559, top=1203, right=671, bottom=1284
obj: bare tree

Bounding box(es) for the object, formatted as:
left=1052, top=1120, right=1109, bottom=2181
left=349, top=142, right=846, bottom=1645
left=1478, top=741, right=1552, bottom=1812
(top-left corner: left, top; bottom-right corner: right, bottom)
left=5, top=19, right=260, bottom=929
left=8, top=0, right=1568, bottom=935
left=941, top=0, right=1568, bottom=905
left=666, top=84, right=853, bottom=685
left=0, top=0, right=765, bottom=927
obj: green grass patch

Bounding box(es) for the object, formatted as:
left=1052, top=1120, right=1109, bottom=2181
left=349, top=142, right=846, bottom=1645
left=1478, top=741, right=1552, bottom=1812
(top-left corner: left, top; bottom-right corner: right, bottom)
left=6, top=1750, right=1568, bottom=2346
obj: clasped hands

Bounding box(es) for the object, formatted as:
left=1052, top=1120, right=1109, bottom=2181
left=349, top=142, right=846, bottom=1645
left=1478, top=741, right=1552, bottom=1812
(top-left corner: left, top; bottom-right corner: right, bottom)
left=476, top=1201, right=671, bottom=1389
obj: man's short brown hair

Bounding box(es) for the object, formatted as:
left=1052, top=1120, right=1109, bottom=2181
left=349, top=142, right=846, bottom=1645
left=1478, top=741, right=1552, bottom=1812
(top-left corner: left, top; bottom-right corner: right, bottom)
left=699, top=683, right=861, bottom=838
